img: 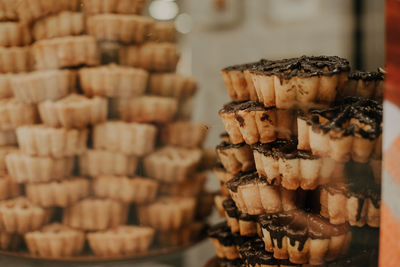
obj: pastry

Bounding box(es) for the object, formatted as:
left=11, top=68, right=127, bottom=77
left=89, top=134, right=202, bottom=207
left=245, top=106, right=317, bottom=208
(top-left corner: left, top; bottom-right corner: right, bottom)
left=25, top=223, right=85, bottom=257
left=258, top=210, right=351, bottom=265
left=223, top=198, right=258, bottom=237
left=93, top=121, right=157, bottom=156
left=159, top=172, right=206, bottom=197
left=0, top=0, right=17, bottom=21
left=0, top=146, right=18, bottom=176
left=0, top=74, right=13, bottom=98
left=38, top=94, right=107, bottom=128
left=320, top=162, right=380, bottom=228
left=208, top=222, right=240, bottom=260
left=79, top=64, right=149, bottom=98
left=79, top=149, right=139, bottom=177
left=31, top=36, right=99, bottom=70
left=11, top=69, right=76, bottom=104
left=0, top=46, right=31, bottom=73
left=219, top=100, right=297, bottom=145
left=247, top=56, right=350, bottom=109
left=117, top=96, right=178, bottom=123
left=32, top=11, right=84, bottom=41
left=16, top=125, right=88, bottom=158
left=82, top=0, right=147, bottom=15
left=25, top=178, right=90, bottom=208
left=214, top=164, right=235, bottom=196
left=0, top=176, right=20, bottom=201
left=252, top=139, right=345, bottom=190
left=226, top=172, right=304, bottom=215
left=15, top=0, right=80, bottom=24
left=214, top=195, right=229, bottom=217
left=161, top=121, right=208, bottom=148
left=0, top=197, right=52, bottom=234
left=216, top=141, right=254, bottom=174
left=0, top=22, right=31, bottom=46
left=297, top=96, right=382, bottom=163
left=149, top=73, right=197, bottom=99
left=93, top=175, right=158, bottom=204
left=62, top=198, right=128, bottom=231
left=158, top=222, right=205, bottom=247
left=0, top=232, right=21, bottom=251
left=137, top=196, right=196, bottom=231
left=119, top=42, right=180, bottom=72
left=88, top=225, right=155, bottom=256
left=143, top=146, right=202, bottom=183
left=0, top=98, right=38, bottom=130
left=5, top=152, right=74, bottom=183
left=220, top=132, right=231, bottom=142
left=150, top=21, right=176, bottom=42
left=87, top=14, right=154, bottom=44
left=343, top=69, right=384, bottom=102
left=0, top=130, right=16, bottom=146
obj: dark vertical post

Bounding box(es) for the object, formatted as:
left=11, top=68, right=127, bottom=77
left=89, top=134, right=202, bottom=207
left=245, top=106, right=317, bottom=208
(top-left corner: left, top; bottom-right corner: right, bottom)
left=354, top=0, right=363, bottom=69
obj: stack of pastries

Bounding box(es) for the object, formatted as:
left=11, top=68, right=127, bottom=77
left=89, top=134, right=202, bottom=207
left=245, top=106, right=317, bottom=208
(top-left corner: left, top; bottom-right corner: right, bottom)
left=209, top=56, right=383, bottom=266
left=0, top=0, right=213, bottom=258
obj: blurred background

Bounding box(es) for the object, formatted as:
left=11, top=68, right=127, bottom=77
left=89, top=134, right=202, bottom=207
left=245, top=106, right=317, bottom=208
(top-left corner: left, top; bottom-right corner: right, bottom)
left=146, top=0, right=385, bottom=266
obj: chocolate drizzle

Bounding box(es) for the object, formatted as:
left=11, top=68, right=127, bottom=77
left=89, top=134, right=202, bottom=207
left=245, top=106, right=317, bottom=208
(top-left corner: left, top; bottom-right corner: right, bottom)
left=252, top=139, right=318, bottom=160
left=225, top=172, right=259, bottom=193
left=300, top=96, right=382, bottom=140
left=249, top=55, right=350, bottom=80
left=219, top=100, right=271, bottom=113
left=222, top=198, right=258, bottom=222
left=216, top=141, right=246, bottom=150
left=258, top=210, right=349, bottom=252
left=349, top=69, right=385, bottom=81
left=207, top=221, right=237, bottom=246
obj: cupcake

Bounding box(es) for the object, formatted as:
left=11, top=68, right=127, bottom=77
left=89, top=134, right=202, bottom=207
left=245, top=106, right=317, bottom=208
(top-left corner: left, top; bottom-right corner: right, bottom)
left=32, top=11, right=84, bottom=41
left=5, top=152, right=74, bottom=183
left=214, top=164, right=235, bottom=196
left=38, top=94, right=107, bottom=128
left=25, top=223, right=85, bottom=257
left=222, top=198, right=258, bottom=237
left=119, top=42, right=180, bottom=72
left=150, top=21, right=176, bottom=42
left=149, top=73, right=197, bottom=99
left=208, top=222, right=240, bottom=260
left=93, top=176, right=158, bottom=204
left=62, top=198, right=128, bottom=231
left=31, top=36, right=99, bottom=70
left=25, top=178, right=90, bottom=208
left=79, top=64, right=149, bottom=98
left=87, top=14, right=154, bottom=44
left=214, top=195, right=229, bottom=217
left=93, top=121, right=157, bottom=156
left=137, top=197, right=196, bottom=231
left=0, top=22, right=31, bottom=47
left=11, top=69, right=76, bottom=104
left=143, top=146, right=202, bottom=183
left=117, top=96, right=178, bottom=123
left=297, top=97, right=382, bottom=163
left=16, top=125, right=88, bottom=158
left=219, top=100, right=297, bottom=145
left=0, top=146, right=18, bottom=176
left=216, top=141, right=254, bottom=174
left=82, top=0, right=147, bottom=15
left=0, top=197, right=52, bottom=234
left=258, top=210, right=351, bottom=265
left=79, top=149, right=139, bottom=177
left=0, top=46, right=31, bottom=73
left=88, top=225, right=155, bottom=256
left=161, top=121, right=208, bottom=148
left=0, top=98, right=38, bottom=130
left=343, top=69, right=385, bottom=102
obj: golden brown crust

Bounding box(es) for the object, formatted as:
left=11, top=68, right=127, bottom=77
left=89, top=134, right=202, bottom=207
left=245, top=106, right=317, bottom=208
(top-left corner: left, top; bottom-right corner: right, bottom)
left=82, top=0, right=147, bottom=15
left=0, top=46, right=31, bottom=73
left=149, top=21, right=176, bottom=42
left=149, top=73, right=197, bottom=99
left=0, top=22, right=31, bottom=46
left=160, top=121, right=208, bottom=148
left=0, top=146, right=18, bottom=176
left=0, top=0, right=17, bottom=21
left=0, top=176, right=20, bottom=200
left=0, top=74, right=13, bottom=99
left=0, top=98, right=38, bottom=130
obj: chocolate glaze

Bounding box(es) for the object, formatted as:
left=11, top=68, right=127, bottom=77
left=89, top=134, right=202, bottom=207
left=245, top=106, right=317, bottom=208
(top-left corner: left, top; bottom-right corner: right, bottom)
left=349, top=69, right=385, bottom=81
left=258, top=210, right=349, bottom=252
left=207, top=221, right=237, bottom=247
left=239, top=213, right=258, bottom=222
left=216, top=141, right=247, bottom=150
left=226, top=172, right=259, bottom=193
left=219, top=100, right=271, bottom=113
left=249, top=55, right=350, bottom=80
left=252, top=139, right=318, bottom=160
left=222, top=59, right=268, bottom=72
left=300, top=96, right=382, bottom=140
left=223, top=198, right=239, bottom=218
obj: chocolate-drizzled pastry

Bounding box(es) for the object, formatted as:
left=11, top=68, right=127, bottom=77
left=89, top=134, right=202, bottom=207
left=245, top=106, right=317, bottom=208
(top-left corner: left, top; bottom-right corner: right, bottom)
left=252, top=139, right=345, bottom=190
left=221, top=59, right=268, bottom=101
left=222, top=198, right=258, bottom=236
left=258, top=210, right=351, bottom=265
left=297, top=96, right=382, bottom=163
left=219, top=100, right=297, bottom=145
left=226, top=172, right=304, bottom=215
left=216, top=141, right=255, bottom=174
left=214, top=164, right=234, bottom=197
left=320, top=161, right=381, bottom=228
left=342, top=68, right=385, bottom=102
left=220, top=132, right=231, bottom=142
left=208, top=221, right=240, bottom=260
left=245, top=56, right=350, bottom=109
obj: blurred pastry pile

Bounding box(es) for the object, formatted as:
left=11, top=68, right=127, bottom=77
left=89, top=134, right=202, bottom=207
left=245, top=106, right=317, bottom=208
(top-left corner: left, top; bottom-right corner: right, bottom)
left=0, top=0, right=213, bottom=258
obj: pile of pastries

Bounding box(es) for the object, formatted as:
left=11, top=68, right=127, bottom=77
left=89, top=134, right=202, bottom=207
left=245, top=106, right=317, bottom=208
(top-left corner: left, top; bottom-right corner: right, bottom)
left=209, top=56, right=383, bottom=266
left=0, top=0, right=213, bottom=258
